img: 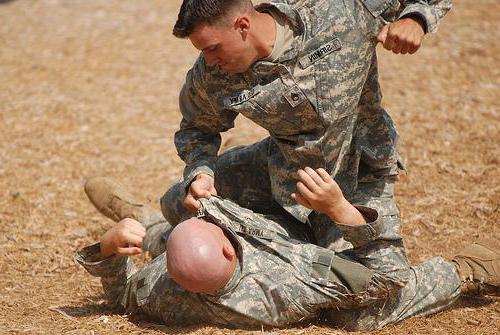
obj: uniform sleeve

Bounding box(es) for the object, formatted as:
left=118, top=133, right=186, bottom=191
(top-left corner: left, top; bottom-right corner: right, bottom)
left=398, top=0, right=452, bottom=33
left=334, top=205, right=385, bottom=248
left=175, top=63, right=238, bottom=188
left=75, top=243, right=214, bottom=324
left=74, top=243, right=139, bottom=311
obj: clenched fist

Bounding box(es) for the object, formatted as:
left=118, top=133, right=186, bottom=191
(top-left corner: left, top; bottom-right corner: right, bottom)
left=183, top=173, right=218, bottom=211
left=377, top=17, right=425, bottom=55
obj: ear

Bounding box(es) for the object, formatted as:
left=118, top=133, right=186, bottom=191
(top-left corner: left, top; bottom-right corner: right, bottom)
left=233, top=15, right=250, bottom=34
left=222, top=243, right=235, bottom=261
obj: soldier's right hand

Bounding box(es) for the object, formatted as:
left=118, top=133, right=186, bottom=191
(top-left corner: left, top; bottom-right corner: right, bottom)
left=100, top=218, right=146, bottom=257
left=183, top=173, right=217, bottom=211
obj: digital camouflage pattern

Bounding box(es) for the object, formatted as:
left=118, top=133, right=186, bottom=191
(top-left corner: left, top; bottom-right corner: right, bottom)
left=75, top=0, right=460, bottom=330
left=174, top=0, right=452, bottom=223
left=75, top=196, right=461, bottom=330
left=165, top=0, right=453, bottom=308
left=164, top=135, right=412, bottom=286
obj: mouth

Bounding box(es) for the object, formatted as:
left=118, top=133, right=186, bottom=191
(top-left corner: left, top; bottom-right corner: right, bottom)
left=217, top=63, right=232, bottom=72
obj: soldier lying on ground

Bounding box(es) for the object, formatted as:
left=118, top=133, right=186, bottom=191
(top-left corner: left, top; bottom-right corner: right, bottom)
left=76, top=169, right=500, bottom=330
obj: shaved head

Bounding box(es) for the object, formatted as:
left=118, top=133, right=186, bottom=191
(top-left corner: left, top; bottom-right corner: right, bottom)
left=166, top=217, right=236, bottom=294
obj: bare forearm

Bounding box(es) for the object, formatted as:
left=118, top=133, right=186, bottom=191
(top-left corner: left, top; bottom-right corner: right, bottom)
left=325, top=198, right=367, bottom=225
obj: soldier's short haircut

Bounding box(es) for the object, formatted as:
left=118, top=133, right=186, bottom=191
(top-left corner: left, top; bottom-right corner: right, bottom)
left=173, top=0, right=254, bottom=38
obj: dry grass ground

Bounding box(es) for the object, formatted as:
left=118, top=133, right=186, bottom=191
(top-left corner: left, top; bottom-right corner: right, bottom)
left=0, top=0, right=499, bottom=334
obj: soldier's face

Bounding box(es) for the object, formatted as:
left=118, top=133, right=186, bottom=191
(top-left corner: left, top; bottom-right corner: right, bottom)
left=189, top=21, right=257, bottom=73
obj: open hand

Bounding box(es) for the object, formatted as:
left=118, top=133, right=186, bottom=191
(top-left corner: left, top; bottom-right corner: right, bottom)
left=377, top=17, right=425, bottom=55
left=184, top=173, right=217, bottom=211
left=291, top=167, right=345, bottom=216
left=100, top=218, right=146, bottom=257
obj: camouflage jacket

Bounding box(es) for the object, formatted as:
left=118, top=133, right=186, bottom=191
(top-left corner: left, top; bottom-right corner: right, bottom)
left=174, top=0, right=451, bottom=222
left=75, top=197, right=395, bottom=328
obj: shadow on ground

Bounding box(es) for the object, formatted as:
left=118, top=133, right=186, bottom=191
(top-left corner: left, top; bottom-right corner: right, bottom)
left=56, top=295, right=497, bottom=333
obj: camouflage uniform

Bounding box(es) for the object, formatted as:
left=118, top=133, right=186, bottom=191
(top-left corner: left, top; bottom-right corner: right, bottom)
left=163, top=0, right=452, bottom=282
left=75, top=197, right=461, bottom=330
left=165, top=0, right=451, bottom=219
left=142, top=0, right=457, bottom=328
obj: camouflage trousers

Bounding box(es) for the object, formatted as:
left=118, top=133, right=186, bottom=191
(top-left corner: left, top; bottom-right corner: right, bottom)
left=159, top=139, right=462, bottom=329
left=163, top=138, right=409, bottom=280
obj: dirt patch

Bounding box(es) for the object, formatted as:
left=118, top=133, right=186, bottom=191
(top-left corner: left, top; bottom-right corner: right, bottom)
left=0, top=0, right=498, bottom=334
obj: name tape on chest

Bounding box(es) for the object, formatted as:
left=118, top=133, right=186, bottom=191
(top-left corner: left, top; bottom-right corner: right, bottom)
left=236, top=223, right=275, bottom=240
left=224, top=88, right=259, bottom=107
left=299, top=38, right=342, bottom=69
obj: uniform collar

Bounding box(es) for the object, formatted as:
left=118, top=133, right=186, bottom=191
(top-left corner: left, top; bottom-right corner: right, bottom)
left=254, top=1, right=306, bottom=65
left=255, top=2, right=304, bottom=35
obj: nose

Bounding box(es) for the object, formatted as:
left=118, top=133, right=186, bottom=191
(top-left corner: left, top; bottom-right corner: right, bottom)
left=203, top=52, right=220, bottom=67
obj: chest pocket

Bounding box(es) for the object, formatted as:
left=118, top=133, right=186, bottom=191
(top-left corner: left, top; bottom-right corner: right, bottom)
left=223, top=69, right=323, bottom=137
left=296, top=34, right=356, bottom=122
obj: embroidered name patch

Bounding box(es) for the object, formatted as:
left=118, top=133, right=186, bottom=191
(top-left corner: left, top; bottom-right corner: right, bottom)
left=224, top=88, right=259, bottom=107
left=236, top=224, right=274, bottom=240
left=299, top=38, right=342, bottom=69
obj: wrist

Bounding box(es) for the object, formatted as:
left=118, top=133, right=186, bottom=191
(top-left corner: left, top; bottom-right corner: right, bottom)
left=100, top=244, right=114, bottom=258
left=100, top=236, right=115, bottom=258
left=401, top=14, right=426, bottom=34
left=326, top=198, right=367, bottom=225
left=325, top=198, right=351, bottom=220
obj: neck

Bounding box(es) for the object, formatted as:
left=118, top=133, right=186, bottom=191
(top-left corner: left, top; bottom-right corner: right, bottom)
left=251, top=10, right=276, bottom=61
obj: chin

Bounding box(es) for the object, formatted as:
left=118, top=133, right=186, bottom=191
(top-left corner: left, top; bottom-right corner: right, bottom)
left=220, top=63, right=250, bottom=74
left=226, top=69, right=245, bottom=74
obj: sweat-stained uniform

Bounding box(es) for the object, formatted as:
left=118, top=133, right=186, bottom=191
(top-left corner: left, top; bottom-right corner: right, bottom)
left=76, top=197, right=461, bottom=330
left=161, top=0, right=452, bottom=286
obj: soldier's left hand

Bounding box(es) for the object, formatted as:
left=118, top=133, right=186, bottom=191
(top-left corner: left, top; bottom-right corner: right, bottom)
left=377, top=17, right=425, bottom=55
left=291, top=167, right=346, bottom=217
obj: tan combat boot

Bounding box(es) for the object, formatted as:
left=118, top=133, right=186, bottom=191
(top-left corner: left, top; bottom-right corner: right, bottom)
left=85, top=177, right=164, bottom=228
left=452, top=239, right=500, bottom=296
